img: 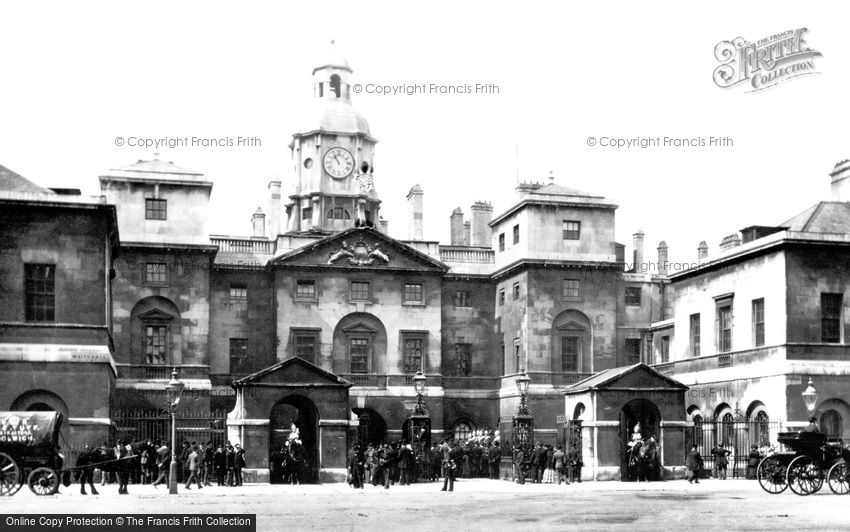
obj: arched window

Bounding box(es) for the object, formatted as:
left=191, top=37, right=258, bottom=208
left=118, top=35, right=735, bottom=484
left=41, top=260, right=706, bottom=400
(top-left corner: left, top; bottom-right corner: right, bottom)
left=327, top=207, right=351, bottom=220
left=821, top=409, right=842, bottom=439
left=721, top=412, right=734, bottom=446
left=453, top=421, right=474, bottom=442
left=573, top=403, right=586, bottom=420
left=329, top=75, right=341, bottom=98
left=692, top=414, right=704, bottom=446
left=754, top=410, right=770, bottom=446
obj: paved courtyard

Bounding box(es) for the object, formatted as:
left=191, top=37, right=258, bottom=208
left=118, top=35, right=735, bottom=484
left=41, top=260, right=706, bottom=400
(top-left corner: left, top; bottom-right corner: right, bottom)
left=4, top=479, right=848, bottom=531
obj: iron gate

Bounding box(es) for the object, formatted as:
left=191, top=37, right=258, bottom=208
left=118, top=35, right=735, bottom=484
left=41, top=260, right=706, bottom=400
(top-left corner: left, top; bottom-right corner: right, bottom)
left=691, top=419, right=783, bottom=478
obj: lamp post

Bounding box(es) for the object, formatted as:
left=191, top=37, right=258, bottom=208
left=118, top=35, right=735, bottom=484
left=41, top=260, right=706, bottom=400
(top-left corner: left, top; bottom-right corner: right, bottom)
left=165, top=368, right=184, bottom=495
left=412, top=370, right=427, bottom=416
left=802, top=378, right=818, bottom=414
left=515, top=369, right=531, bottom=416
left=409, top=371, right=430, bottom=481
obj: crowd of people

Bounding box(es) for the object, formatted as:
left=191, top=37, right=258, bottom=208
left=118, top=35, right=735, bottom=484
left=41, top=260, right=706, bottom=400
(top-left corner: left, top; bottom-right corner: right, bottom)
left=84, top=439, right=247, bottom=492
left=344, top=435, right=584, bottom=491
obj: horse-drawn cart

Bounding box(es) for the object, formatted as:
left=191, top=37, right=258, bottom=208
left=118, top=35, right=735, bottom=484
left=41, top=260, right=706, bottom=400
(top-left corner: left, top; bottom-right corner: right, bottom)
left=757, top=431, right=850, bottom=495
left=0, top=411, right=66, bottom=496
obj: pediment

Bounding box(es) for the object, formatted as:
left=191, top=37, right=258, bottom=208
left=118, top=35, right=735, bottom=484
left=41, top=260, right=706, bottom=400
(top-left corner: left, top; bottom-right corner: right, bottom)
left=138, top=308, right=175, bottom=322
left=233, top=356, right=350, bottom=388
left=565, top=363, right=688, bottom=394
left=556, top=320, right=586, bottom=332
left=269, top=227, right=448, bottom=273
left=342, top=322, right=378, bottom=334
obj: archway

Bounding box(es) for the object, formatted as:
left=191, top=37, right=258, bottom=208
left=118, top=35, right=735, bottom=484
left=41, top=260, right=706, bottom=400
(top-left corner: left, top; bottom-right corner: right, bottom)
left=331, top=313, right=388, bottom=376
left=816, top=398, right=850, bottom=440
left=269, top=396, right=319, bottom=484
left=551, top=310, right=592, bottom=373
left=352, top=408, right=387, bottom=447
left=619, top=398, right=662, bottom=481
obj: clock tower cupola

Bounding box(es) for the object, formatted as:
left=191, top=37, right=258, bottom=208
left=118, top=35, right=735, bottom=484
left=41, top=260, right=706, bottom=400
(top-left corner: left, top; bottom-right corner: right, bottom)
left=284, top=40, right=381, bottom=235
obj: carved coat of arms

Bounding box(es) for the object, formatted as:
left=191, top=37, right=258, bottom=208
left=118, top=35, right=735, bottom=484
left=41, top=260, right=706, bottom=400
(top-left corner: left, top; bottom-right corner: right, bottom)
left=328, top=239, right=390, bottom=266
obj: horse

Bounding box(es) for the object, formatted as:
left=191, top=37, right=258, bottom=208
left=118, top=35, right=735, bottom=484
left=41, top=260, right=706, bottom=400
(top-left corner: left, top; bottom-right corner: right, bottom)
left=83, top=440, right=152, bottom=494
left=627, top=438, right=658, bottom=482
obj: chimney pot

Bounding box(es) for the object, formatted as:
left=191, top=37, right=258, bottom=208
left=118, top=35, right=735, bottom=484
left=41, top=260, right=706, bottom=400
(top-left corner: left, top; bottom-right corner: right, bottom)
left=470, top=201, right=494, bottom=247
left=407, top=184, right=424, bottom=241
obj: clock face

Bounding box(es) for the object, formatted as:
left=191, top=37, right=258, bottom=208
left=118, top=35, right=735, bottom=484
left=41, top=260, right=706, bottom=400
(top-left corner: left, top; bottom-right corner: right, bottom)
left=323, top=147, right=354, bottom=178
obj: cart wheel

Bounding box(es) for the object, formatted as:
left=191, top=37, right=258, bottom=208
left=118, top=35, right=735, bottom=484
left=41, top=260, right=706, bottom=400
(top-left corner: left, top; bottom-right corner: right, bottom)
left=0, top=452, right=22, bottom=496
left=787, top=456, right=823, bottom=496
left=757, top=455, right=788, bottom=494
left=828, top=462, right=850, bottom=495
left=28, top=467, right=59, bottom=496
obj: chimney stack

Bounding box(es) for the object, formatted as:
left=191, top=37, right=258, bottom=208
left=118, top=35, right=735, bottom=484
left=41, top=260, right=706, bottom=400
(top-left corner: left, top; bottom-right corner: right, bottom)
left=719, top=234, right=742, bottom=251
left=463, top=221, right=471, bottom=246
left=697, top=240, right=708, bottom=260
left=251, top=208, right=266, bottom=237
left=470, top=201, right=494, bottom=247
left=633, top=230, right=645, bottom=271
left=407, top=184, right=424, bottom=240
left=450, top=208, right=464, bottom=245
left=830, top=160, right=850, bottom=201
left=267, top=180, right=282, bottom=237
left=657, top=241, right=669, bottom=275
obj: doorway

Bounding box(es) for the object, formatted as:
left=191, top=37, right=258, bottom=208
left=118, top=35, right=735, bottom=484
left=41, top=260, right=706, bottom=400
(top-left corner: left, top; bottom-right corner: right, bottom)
left=269, top=396, right=319, bottom=483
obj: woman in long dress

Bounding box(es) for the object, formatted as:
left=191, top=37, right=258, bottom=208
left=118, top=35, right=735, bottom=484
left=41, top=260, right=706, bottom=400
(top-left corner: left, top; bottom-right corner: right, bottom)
left=542, top=445, right=556, bottom=483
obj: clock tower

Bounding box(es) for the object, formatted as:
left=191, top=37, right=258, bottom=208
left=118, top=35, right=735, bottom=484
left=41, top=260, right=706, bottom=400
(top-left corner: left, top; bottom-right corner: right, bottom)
left=284, top=40, right=381, bottom=234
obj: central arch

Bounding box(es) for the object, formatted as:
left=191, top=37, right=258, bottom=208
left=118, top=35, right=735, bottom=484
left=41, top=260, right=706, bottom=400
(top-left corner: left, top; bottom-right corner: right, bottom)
left=269, top=396, right=319, bottom=484
left=619, top=398, right=662, bottom=481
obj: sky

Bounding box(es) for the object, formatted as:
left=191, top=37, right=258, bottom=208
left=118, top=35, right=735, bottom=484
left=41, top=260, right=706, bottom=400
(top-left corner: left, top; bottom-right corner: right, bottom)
left=0, top=1, right=847, bottom=266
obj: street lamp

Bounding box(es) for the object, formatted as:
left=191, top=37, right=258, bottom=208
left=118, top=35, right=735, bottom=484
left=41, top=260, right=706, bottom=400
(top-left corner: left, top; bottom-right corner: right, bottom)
left=165, top=368, right=184, bottom=495
left=412, top=370, right=427, bottom=416
left=515, top=369, right=531, bottom=416
left=802, top=378, right=818, bottom=414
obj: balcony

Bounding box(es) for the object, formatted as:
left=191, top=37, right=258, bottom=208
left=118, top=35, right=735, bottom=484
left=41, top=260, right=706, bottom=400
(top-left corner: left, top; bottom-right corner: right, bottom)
left=440, top=248, right=495, bottom=264
left=442, top=376, right=501, bottom=389
left=118, top=364, right=210, bottom=380
left=210, top=237, right=276, bottom=255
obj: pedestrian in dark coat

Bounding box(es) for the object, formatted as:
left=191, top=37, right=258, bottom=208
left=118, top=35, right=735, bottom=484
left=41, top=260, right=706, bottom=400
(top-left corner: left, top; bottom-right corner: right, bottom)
left=488, top=442, right=501, bottom=479
left=213, top=446, right=226, bottom=486
left=686, top=445, right=702, bottom=484
left=746, top=445, right=762, bottom=480
left=711, top=443, right=730, bottom=480
left=225, top=444, right=235, bottom=486
left=398, top=443, right=413, bottom=485
left=348, top=444, right=364, bottom=489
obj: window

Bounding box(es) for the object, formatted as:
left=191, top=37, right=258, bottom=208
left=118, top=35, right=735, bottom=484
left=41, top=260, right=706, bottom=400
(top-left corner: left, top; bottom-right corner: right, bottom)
left=454, top=291, right=471, bottom=307
left=690, top=313, right=701, bottom=357
left=624, top=286, right=642, bottom=306
left=562, top=279, right=580, bottom=299
left=403, top=337, right=424, bottom=374
left=295, top=279, right=316, bottom=300
left=498, top=233, right=505, bottom=252
left=718, top=305, right=733, bottom=352
left=145, top=325, right=168, bottom=365
left=145, top=198, right=167, bottom=220
left=821, top=410, right=843, bottom=440
left=625, top=338, right=641, bottom=365
left=660, top=335, right=670, bottom=363
left=293, top=332, right=318, bottom=364
left=350, top=281, right=371, bottom=301
left=512, top=282, right=520, bottom=300
left=229, top=338, right=249, bottom=374
left=512, top=224, right=519, bottom=244
left=24, top=264, right=55, bottom=322
left=563, top=220, right=581, bottom=240
left=513, top=339, right=521, bottom=372
left=561, top=336, right=579, bottom=372
left=822, top=293, right=843, bottom=343
left=145, top=263, right=168, bottom=284
left=403, top=283, right=423, bottom=304
left=455, top=343, right=471, bottom=376
left=301, top=207, right=312, bottom=220
left=752, top=298, right=765, bottom=347
left=350, top=338, right=370, bottom=373
left=329, top=74, right=342, bottom=97
left=498, top=289, right=505, bottom=307
left=453, top=421, right=473, bottom=441
left=327, top=207, right=351, bottom=220
left=229, top=284, right=247, bottom=301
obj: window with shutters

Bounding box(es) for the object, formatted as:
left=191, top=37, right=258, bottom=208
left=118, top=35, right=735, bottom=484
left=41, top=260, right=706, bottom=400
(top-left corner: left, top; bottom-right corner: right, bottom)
left=690, top=313, right=701, bottom=357
left=718, top=305, right=733, bottom=353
